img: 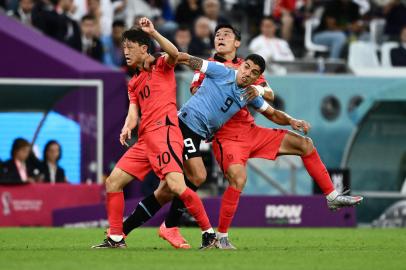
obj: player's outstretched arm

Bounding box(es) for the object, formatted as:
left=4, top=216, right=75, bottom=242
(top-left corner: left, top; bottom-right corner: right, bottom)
left=178, top=52, right=205, bottom=70
left=261, top=106, right=311, bottom=134
left=139, top=17, right=179, bottom=65
left=120, top=103, right=139, bottom=147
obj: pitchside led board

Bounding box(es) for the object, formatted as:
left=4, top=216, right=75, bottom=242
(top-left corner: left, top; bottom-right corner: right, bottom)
left=313, top=169, right=350, bottom=195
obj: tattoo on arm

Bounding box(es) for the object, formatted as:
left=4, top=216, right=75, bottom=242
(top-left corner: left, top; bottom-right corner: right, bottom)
left=189, top=56, right=203, bottom=70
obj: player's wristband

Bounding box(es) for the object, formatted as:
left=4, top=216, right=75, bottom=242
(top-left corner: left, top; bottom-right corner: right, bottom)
left=252, top=85, right=265, bottom=96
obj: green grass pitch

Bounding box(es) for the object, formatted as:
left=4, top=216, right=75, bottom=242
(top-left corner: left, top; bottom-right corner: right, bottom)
left=0, top=228, right=405, bottom=270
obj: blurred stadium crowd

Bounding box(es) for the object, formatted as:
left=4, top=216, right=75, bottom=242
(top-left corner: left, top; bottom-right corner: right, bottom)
left=1, top=0, right=406, bottom=71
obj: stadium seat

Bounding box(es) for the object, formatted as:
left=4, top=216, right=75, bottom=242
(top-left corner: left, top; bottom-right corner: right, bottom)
left=381, top=42, right=399, bottom=68
left=348, top=41, right=380, bottom=72
left=369, top=18, right=386, bottom=49
left=304, top=18, right=329, bottom=57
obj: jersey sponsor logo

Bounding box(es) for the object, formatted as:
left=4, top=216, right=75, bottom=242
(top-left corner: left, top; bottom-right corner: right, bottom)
left=265, top=204, right=303, bottom=225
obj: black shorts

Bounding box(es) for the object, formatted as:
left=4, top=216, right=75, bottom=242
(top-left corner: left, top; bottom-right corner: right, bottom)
left=179, top=119, right=204, bottom=160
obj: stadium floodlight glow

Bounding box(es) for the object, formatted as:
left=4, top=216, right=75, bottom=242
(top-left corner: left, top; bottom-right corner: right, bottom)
left=0, top=78, right=104, bottom=184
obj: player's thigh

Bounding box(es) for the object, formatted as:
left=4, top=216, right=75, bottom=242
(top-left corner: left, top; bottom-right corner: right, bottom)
left=213, top=137, right=248, bottom=173
left=278, top=130, right=313, bottom=156
left=115, top=139, right=151, bottom=181
left=145, top=126, right=184, bottom=180
left=225, top=164, right=247, bottom=191
left=249, top=127, right=287, bottom=160
left=105, top=167, right=134, bottom=192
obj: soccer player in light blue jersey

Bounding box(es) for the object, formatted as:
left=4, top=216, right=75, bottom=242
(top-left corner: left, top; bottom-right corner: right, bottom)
left=177, top=55, right=269, bottom=141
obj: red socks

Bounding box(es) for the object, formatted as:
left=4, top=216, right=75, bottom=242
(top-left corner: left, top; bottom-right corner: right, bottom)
left=179, top=188, right=211, bottom=231
left=106, top=192, right=124, bottom=235
left=218, top=186, right=241, bottom=233
left=302, top=149, right=335, bottom=195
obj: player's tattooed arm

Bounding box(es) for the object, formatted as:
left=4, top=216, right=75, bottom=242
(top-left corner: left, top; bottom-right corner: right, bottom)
left=189, top=56, right=204, bottom=70
left=178, top=52, right=204, bottom=71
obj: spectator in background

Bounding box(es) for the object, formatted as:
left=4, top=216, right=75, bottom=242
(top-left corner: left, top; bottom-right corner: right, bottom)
left=313, top=0, right=362, bottom=59
left=40, top=140, right=67, bottom=183
left=72, top=0, right=115, bottom=36
left=79, top=14, right=103, bottom=62
left=202, top=0, right=228, bottom=33
left=264, top=0, right=295, bottom=42
left=189, top=16, right=213, bottom=58
left=125, top=0, right=160, bottom=29
left=249, top=16, right=295, bottom=62
left=175, top=0, right=202, bottom=26
left=384, top=0, right=406, bottom=41
left=7, top=0, right=34, bottom=26
left=391, top=26, right=406, bottom=67
left=31, top=0, right=65, bottom=41
left=102, top=20, right=125, bottom=68
left=1, top=138, right=38, bottom=184
left=173, top=25, right=192, bottom=71
left=174, top=25, right=192, bottom=53
left=57, top=0, right=82, bottom=51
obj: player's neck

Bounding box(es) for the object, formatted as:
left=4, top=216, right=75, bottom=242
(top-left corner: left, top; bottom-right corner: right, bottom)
left=217, top=52, right=237, bottom=62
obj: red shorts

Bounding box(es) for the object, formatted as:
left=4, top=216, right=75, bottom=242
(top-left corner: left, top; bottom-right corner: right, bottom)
left=212, top=125, right=287, bottom=172
left=116, top=125, right=184, bottom=180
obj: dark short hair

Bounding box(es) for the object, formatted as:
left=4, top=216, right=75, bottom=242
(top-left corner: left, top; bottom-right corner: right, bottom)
left=245, top=54, right=266, bottom=74
left=11, top=138, right=30, bottom=158
left=215, top=24, right=241, bottom=41
left=262, top=16, right=274, bottom=23
left=112, top=20, right=125, bottom=28
left=121, top=28, right=151, bottom=48
left=81, top=14, right=95, bottom=23
left=177, top=25, right=191, bottom=32
left=43, top=140, right=62, bottom=162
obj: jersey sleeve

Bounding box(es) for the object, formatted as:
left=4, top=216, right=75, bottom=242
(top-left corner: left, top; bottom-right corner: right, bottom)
left=248, top=96, right=269, bottom=112
left=190, top=70, right=206, bottom=91
left=128, top=81, right=138, bottom=105
left=200, top=60, right=230, bottom=78
left=155, top=55, right=175, bottom=72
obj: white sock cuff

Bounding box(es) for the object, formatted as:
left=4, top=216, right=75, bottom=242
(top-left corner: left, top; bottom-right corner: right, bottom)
left=217, top=232, right=228, bottom=238
left=202, top=228, right=215, bottom=234
left=109, top=234, right=123, bottom=242
left=326, top=190, right=339, bottom=201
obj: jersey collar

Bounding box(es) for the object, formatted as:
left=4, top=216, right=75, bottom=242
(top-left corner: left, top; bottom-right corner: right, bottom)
left=213, top=53, right=239, bottom=64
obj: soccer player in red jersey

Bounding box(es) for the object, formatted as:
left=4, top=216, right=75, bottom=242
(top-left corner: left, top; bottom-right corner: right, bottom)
left=92, top=17, right=217, bottom=249
left=157, top=24, right=362, bottom=249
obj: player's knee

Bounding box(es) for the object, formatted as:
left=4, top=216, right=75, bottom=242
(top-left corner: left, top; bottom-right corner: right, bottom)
left=227, top=170, right=247, bottom=191
left=229, top=177, right=246, bottom=191
left=165, top=173, right=186, bottom=196
left=302, top=137, right=314, bottom=156
left=105, top=176, right=122, bottom=192
left=187, top=170, right=207, bottom=186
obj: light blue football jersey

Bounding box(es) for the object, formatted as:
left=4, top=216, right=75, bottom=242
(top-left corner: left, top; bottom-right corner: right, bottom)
left=178, top=61, right=268, bottom=140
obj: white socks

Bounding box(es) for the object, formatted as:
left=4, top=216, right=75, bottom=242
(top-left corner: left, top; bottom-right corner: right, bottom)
left=217, top=232, right=228, bottom=238
left=326, top=190, right=339, bottom=201
left=202, top=228, right=215, bottom=234
left=110, top=235, right=123, bottom=242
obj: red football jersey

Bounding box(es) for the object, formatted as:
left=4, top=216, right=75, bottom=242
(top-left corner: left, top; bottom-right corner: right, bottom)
left=190, top=55, right=267, bottom=139
left=128, top=56, right=178, bottom=135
